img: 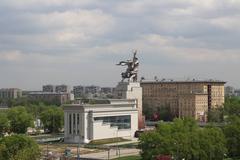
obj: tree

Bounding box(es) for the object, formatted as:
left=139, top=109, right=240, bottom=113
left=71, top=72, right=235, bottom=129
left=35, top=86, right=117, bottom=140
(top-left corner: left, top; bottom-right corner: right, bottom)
left=139, top=118, right=227, bottom=160
left=0, top=113, right=9, bottom=136
left=208, top=108, right=224, bottom=123
left=157, top=105, right=173, bottom=121
left=143, top=103, right=173, bottom=121
left=0, top=134, right=40, bottom=160
left=40, top=107, right=64, bottom=133
left=224, top=97, right=240, bottom=116
left=224, top=116, right=240, bottom=158
left=7, top=107, right=34, bottom=134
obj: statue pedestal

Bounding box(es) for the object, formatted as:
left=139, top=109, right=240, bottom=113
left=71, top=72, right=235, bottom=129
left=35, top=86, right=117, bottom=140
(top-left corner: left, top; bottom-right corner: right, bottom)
left=114, top=81, right=144, bottom=129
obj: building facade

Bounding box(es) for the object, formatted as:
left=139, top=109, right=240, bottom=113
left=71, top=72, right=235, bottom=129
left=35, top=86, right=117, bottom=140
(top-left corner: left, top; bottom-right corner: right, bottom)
left=114, top=82, right=144, bottom=129
left=63, top=99, right=138, bottom=143
left=225, top=86, right=235, bottom=97
left=55, top=85, right=71, bottom=93
left=85, top=85, right=101, bottom=95
left=0, top=88, right=22, bottom=99
left=43, top=84, right=70, bottom=93
left=73, top=86, right=85, bottom=98
left=28, top=92, right=71, bottom=105
left=43, top=85, right=56, bottom=92
left=141, top=80, right=225, bottom=122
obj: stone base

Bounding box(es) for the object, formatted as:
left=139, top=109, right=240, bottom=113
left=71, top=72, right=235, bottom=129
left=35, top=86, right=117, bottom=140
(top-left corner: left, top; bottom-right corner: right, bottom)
left=114, top=81, right=145, bottom=129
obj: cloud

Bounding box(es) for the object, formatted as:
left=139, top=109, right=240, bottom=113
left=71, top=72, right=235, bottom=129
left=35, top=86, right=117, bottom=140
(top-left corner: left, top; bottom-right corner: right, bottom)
left=0, top=50, right=23, bottom=62
left=0, top=0, right=240, bottom=89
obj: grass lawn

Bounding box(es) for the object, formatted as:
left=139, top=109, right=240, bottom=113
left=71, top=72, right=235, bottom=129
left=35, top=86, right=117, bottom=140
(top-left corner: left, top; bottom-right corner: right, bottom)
left=113, top=155, right=141, bottom=160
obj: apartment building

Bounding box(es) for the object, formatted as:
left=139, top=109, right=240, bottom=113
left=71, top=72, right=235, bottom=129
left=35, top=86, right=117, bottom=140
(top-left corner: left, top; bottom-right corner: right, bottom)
left=43, top=85, right=55, bottom=92
left=141, top=80, right=225, bottom=122
left=73, top=86, right=85, bottom=98
left=0, top=88, right=22, bottom=99
left=85, top=85, right=100, bottom=94
left=55, top=85, right=70, bottom=93
left=100, top=87, right=114, bottom=94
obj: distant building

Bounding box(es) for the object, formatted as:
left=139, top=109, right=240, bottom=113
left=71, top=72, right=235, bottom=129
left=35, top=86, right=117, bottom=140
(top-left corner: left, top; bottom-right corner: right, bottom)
left=28, top=92, right=72, bottom=105
left=141, top=80, right=225, bottom=122
left=85, top=85, right=100, bottom=94
left=225, top=86, right=235, bottom=97
left=56, top=85, right=71, bottom=93
left=73, top=86, right=85, bottom=98
left=43, top=85, right=56, bottom=92
left=0, top=88, right=22, bottom=99
left=73, top=85, right=114, bottom=99
left=234, top=89, right=240, bottom=96
left=101, top=87, right=114, bottom=94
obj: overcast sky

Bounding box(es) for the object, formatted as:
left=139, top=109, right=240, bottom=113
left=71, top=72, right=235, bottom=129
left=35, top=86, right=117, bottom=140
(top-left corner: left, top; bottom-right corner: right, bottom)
left=0, top=0, right=240, bottom=90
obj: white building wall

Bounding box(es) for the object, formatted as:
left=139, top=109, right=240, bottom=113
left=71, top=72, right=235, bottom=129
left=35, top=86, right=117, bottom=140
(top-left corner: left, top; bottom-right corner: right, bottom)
left=64, top=101, right=138, bottom=143
left=93, top=121, right=118, bottom=140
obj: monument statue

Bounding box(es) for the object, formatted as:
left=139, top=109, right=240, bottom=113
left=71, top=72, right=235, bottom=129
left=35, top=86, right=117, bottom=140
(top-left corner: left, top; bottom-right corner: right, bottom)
left=116, top=50, right=139, bottom=82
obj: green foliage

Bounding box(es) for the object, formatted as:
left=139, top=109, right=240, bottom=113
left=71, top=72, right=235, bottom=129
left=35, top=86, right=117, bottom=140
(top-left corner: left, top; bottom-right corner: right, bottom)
left=224, top=116, right=240, bottom=158
left=224, top=97, right=240, bottom=116
left=143, top=103, right=173, bottom=121
left=0, top=113, right=9, bottom=136
left=7, top=107, right=34, bottom=134
left=139, top=118, right=227, bottom=160
left=40, top=107, right=64, bottom=133
left=0, top=97, right=62, bottom=108
left=208, top=108, right=224, bottom=123
left=24, top=103, right=49, bottom=119
left=0, top=135, right=40, bottom=160
left=157, top=106, right=173, bottom=121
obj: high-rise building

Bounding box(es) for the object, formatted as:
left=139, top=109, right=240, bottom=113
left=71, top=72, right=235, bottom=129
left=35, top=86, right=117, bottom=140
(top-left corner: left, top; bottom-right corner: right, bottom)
left=73, top=86, right=85, bottom=98
left=141, top=80, right=225, bottom=122
left=56, top=85, right=70, bottom=93
left=100, top=87, right=114, bottom=94
left=0, top=88, right=22, bottom=99
left=85, top=85, right=100, bottom=94
left=42, top=85, right=55, bottom=92
left=225, top=86, right=235, bottom=97
left=234, top=89, right=240, bottom=96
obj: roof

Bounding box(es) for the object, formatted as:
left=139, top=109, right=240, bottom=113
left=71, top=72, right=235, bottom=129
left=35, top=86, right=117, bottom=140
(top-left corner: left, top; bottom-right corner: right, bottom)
left=141, top=80, right=226, bottom=84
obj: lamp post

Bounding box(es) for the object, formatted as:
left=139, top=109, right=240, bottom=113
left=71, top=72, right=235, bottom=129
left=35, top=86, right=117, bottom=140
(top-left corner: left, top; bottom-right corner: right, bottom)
left=77, top=141, right=80, bottom=160
left=116, top=128, right=119, bottom=156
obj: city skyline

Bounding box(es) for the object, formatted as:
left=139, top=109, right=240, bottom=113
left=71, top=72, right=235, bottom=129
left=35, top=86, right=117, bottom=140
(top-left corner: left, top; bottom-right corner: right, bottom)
left=0, top=0, right=240, bottom=90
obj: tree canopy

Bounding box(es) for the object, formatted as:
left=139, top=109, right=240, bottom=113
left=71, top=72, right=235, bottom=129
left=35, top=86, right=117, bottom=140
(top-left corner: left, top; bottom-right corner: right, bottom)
left=0, top=112, right=9, bottom=136
left=224, top=115, right=240, bottom=158
left=7, top=107, right=34, bottom=134
left=139, top=118, right=227, bottom=160
left=0, top=134, right=40, bottom=160
left=40, top=107, right=64, bottom=133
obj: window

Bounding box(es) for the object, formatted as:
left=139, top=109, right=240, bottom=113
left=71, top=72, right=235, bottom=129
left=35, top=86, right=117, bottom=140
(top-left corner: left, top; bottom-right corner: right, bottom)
left=94, top=115, right=131, bottom=129
left=73, top=114, right=75, bottom=134
left=77, top=114, right=79, bottom=125
left=69, top=114, right=72, bottom=134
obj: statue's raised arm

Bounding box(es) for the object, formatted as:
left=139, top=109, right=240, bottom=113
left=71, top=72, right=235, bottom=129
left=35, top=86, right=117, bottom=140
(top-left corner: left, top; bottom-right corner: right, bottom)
left=116, top=50, right=139, bottom=82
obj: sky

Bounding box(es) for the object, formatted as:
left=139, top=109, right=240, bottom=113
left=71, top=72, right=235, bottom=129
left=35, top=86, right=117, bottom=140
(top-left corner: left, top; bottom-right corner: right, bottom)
left=0, top=0, right=240, bottom=90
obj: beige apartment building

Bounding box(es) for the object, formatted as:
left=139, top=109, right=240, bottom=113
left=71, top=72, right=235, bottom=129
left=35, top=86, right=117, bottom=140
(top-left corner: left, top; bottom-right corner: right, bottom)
left=141, top=80, right=225, bottom=122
